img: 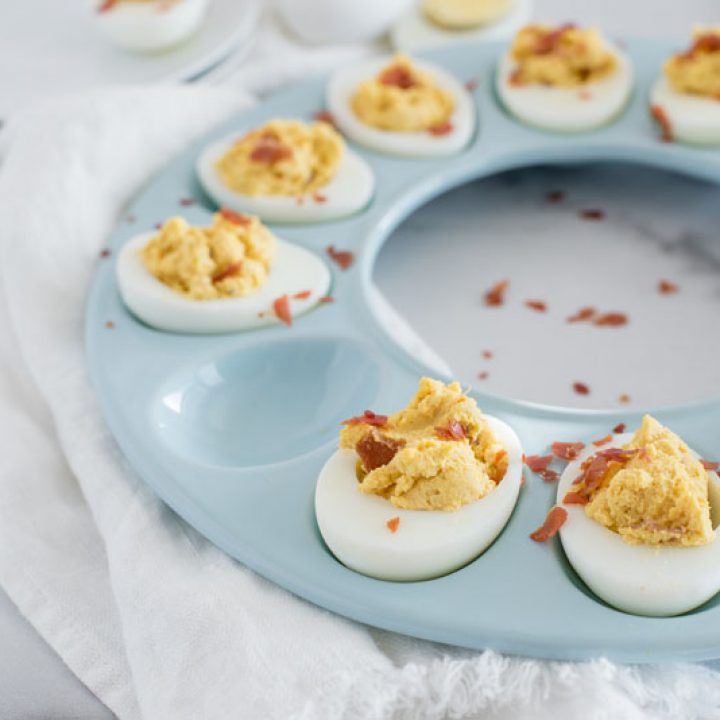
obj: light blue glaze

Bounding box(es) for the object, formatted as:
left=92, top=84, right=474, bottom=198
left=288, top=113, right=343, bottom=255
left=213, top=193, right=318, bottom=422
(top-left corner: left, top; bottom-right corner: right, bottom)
left=86, top=38, right=720, bottom=662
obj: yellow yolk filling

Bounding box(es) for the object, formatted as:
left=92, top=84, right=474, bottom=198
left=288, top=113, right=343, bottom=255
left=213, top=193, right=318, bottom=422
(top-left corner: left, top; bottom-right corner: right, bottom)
left=351, top=54, right=455, bottom=132
left=510, top=24, right=618, bottom=87
left=585, top=415, right=715, bottom=547
left=339, top=377, right=507, bottom=511
left=141, top=211, right=275, bottom=300
left=664, top=28, right=720, bottom=98
left=216, top=119, right=344, bottom=197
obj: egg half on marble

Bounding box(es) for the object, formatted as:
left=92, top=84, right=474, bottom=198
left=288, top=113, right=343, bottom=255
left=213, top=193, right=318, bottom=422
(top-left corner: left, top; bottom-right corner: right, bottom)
left=315, top=378, right=523, bottom=581
left=326, top=54, right=476, bottom=157
left=116, top=211, right=331, bottom=333
left=93, top=0, right=209, bottom=53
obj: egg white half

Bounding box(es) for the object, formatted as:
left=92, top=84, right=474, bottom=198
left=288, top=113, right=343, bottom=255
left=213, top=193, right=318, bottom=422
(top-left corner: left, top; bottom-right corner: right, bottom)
left=557, top=434, right=720, bottom=617
left=196, top=134, right=375, bottom=224
left=326, top=56, right=476, bottom=157
left=116, top=231, right=331, bottom=334
left=650, top=76, right=720, bottom=146
left=93, top=0, right=208, bottom=53
left=391, top=0, right=532, bottom=53
left=496, top=44, right=633, bottom=133
left=315, top=415, right=523, bottom=581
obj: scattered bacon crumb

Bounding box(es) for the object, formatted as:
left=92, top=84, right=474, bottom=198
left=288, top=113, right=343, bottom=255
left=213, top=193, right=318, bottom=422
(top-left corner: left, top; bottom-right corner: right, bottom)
left=567, top=306, right=596, bottom=323
left=212, top=261, right=243, bottom=284
left=386, top=516, right=400, bottom=533
left=319, top=295, right=334, bottom=303
left=482, top=350, right=493, bottom=360
left=658, top=279, right=679, bottom=295
left=313, top=193, right=328, bottom=204
left=593, top=434, right=613, bottom=447
left=546, top=190, right=565, bottom=203
left=524, top=299, right=547, bottom=313
left=701, top=459, right=720, bottom=471
left=484, top=279, right=509, bottom=307
left=435, top=420, right=466, bottom=441
left=356, top=431, right=405, bottom=472
left=464, top=79, right=479, bottom=92
left=99, top=248, right=111, bottom=258
left=250, top=134, right=293, bottom=163
left=97, top=0, right=117, bottom=12
left=579, top=209, right=605, bottom=221
left=594, top=312, right=628, bottom=327
left=525, top=455, right=553, bottom=473
left=379, top=65, right=418, bottom=89
left=342, top=410, right=388, bottom=427
left=509, top=69, right=524, bottom=86
left=651, top=104, right=673, bottom=143
left=179, top=197, right=196, bottom=207
left=326, top=245, right=354, bottom=270
left=105, top=320, right=115, bottom=329
left=613, top=422, right=626, bottom=434
left=313, top=110, right=338, bottom=129
left=573, top=382, right=590, bottom=396
left=220, top=208, right=251, bottom=226
left=562, top=491, right=588, bottom=505
left=552, top=442, right=585, bottom=461
left=429, top=121, right=454, bottom=136
left=273, top=295, right=292, bottom=327
left=477, top=371, right=489, bottom=380
left=563, top=447, right=640, bottom=505
left=530, top=506, right=567, bottom=542
left=534, top=23, right=576, bottom=54
left=618, top=393, right=631, bottom=404
left=154, top=223, right=162, bottom=230
left=293, top=290, right=312, bottom=300
left=541, top=470, right=560, bottom=482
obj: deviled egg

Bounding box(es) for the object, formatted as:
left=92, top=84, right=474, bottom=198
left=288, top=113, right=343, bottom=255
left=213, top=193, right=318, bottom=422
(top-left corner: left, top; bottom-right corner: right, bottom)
left=117, top=210, right=331, bottom=333
left=326, top=54, right=475, bottom=157
left=197, top=119, right=374, bottom=223
left=650, top=28, right=720, bottom=145
left=94, top=0, right=208, bottom=53
left=315, top=378, right=523, bottom=581
left=392, top=0, right=532, bottom=53
left=497, top=24, right=633, bottom=133
left=557, top=415, right=720, bottom=616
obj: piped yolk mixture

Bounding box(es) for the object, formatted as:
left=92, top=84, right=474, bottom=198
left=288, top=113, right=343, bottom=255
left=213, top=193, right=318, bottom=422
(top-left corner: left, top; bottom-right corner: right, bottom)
left=664, top=28, right=720, bottom=98
left=576, top=415, right=714, bottom=547
left=510, top=24, right=618, bottom=87
left=339, top=378, right=508, bottom=511
left=216, top=119, right=344, bottom=197
left=422, top=0, right=511, bottom=30
left=351, top=54, right=455, bottom=132
left=142, top=210, right=275, bottom=300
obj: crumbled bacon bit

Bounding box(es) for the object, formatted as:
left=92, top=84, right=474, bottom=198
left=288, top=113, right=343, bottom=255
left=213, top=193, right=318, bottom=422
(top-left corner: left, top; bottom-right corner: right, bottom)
left=593, top=434, right=613, bottom=447
left=613, top=422, right=626, bottom=434
left=293, top=290, right=312, bottom=300
left=658, top=279, right=679, bottom=294
left=386, top=516, right=400, bottom=533
left=534, top=23, right=577, bottom=55
left=651, top=104, right=673, bottom=143
left=464, top=79, right=479, bottom=92
left=105, top=320, right=115, bottom=329
left=562, top=491, right=588, bottom=505
left=509, top=69, right=524, bottom=86
left=546, top=190, right=565, bottom=203
left=435, top=420, right=466, bottom=441
left=319, top=295, right=334, bottom=303
left=429, top=121, right=454, bottom=136
left=567, top=306, right=596, bottom=323
left=154, top=223, right=162, bottom=230
left=356, top=431, right=405, bottom=472
left=212, top=261, right=243, bottom=284
left=379, top=65, right=418, bottom=89
left=220, top=208, right=251, bottom=226
left=250, top=133, right=294, bottom=163
left=179, top=197, right=196, bottom=207
left=618, top=393, right=631, bottom=404
left=326, top=245, right=354, bottom=270
left=530, top=506, right=567, bottom=542
left=482, top=350, right=493, bottom=360
left=525, top=454, right=553, bottom=473
left=594, top=312, right=628, bottom=327
left=484, top=279, right=509, bottom=307
left=524, top=299, right=547, bottom=313
left=313, top=193, right=328, bottom=204
left=342, top=410, right=388, bottom=427
left=99, top=248, right=111, bottom=258
left=579, top=209, right=605, bottom=221
left=681, top=33, right=720, bottom=60
left=564, top=447, right=640, bottom=504
left=573, top=382, right=590, bottom=396
left=273, top=295, right=292, bottom=326
left=477, top=371, right=489, bottom=380
left=541, top=469, right=560, bottom=482
left=97, top=0, right=117, bottom=12
left=314, top=110, right=338, bottom=129
left=701, top=459, right=720, bottom=471
left=551, top=442, right=585, bottom=461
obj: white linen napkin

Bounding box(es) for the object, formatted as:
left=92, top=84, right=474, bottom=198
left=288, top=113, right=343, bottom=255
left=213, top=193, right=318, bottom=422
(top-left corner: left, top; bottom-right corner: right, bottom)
left=1, top=85, right=720, bottom=720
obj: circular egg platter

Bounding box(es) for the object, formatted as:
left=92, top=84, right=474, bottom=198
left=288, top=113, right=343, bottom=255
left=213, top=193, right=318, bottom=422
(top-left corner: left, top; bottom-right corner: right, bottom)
left=87, top=37, right=720, bottom=662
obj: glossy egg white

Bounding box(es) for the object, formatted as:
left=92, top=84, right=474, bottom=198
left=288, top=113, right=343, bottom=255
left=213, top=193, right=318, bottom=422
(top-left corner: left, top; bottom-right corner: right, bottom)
left=557, top=434, right=720, bottom=617
left=650, top=76, right=720, bottom=146
left=315, top=416, right=523, bottom=581
left=496, top=42, right=633, bottom=133
left=93, top=0, right=208, bottom=53
left=196, top=133, right=375, bottom=224
left=392, top=0, right=532, bottom=53
left=326, top=56, right=476, bottom=157
left=116, top=231, right=331, bottom=333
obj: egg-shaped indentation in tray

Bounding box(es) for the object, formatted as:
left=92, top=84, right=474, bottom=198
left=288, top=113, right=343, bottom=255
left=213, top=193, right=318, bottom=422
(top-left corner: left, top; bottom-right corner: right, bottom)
left=151, top=336, right=380, bottom=467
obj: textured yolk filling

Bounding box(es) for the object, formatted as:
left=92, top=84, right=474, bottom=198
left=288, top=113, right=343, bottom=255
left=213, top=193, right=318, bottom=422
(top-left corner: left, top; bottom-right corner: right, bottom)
left=339, top=378, right=507, bottom=511
left=664, top=28, right=720, bottom=98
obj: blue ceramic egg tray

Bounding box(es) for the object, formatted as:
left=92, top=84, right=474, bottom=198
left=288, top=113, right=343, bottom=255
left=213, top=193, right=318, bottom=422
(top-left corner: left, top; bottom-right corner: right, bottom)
left=86, top=38, right=720, bottom=663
